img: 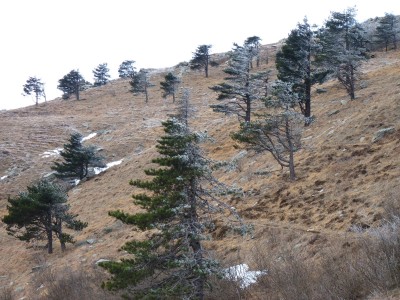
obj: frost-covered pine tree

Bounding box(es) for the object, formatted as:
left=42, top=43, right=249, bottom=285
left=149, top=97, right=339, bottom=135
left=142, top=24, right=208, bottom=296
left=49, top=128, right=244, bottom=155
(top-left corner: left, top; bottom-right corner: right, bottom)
left=210, top=41, right=269, bottom=122
left=129, top=69, right=151, bottom=102
left=232, top=81, right=304, bottom=181
left=190, top=44, right=213, bottom=78
left=118, top=60, right=136, bottom=78
left=22, top=76, right=46, bottom=106
left=276, top=18, right=327, bottom=125
left=375, top=13, right=398, bottom=51
left=317, top=8, right=366, bottom=100
left=100, top=90, right=243, bottom=299
left=93, top=63, right=110, bottom=87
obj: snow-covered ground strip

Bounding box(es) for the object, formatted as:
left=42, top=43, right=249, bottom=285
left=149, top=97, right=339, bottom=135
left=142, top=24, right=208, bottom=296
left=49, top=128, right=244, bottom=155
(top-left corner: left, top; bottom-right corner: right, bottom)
left=81, top=132, right=97, bottom=142
left=40, top=148, right=63, bottom=158
left=224, top=263, right=266, bottom=288
left=93, top=159, right=123, bottom=175
left=1, top=175, right=8, bottom=180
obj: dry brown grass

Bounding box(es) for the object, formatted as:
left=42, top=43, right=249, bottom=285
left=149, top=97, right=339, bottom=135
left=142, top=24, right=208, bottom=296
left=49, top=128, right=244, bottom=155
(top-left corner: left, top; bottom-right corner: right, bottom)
left=0, top=45, right=399, bottom=299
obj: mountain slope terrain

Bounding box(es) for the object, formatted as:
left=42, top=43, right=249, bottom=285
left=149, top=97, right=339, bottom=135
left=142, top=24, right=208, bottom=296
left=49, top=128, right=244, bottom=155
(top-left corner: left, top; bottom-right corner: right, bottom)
left=0, top=44, right=400, bottom=299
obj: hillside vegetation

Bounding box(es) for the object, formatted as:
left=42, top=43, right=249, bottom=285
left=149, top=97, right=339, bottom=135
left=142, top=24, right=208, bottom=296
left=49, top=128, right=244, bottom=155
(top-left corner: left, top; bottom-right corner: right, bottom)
left=0, top=41, right=400, bottom=299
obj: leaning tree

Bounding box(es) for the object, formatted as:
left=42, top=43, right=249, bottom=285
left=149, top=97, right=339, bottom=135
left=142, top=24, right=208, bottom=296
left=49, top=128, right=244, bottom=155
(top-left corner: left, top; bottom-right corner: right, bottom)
left=210, top=41, right=269, bottom=123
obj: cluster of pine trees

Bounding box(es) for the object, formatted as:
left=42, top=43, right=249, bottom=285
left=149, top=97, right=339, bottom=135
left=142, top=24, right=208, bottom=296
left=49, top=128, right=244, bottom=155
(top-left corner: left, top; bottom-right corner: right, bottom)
left=7, top=7, right=399, bottom=299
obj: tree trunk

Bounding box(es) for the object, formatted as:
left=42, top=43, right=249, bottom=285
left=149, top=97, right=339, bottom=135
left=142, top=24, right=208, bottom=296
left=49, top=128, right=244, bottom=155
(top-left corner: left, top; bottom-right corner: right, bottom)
left=57, top=219, right=66, bottom=252
left=349, top=64, right=355, bottom=100
left=285, top=116, right=296, bottom=181
left=188, top=179, right=205, bottom=300
left=46, top=228, right=53, bottom=254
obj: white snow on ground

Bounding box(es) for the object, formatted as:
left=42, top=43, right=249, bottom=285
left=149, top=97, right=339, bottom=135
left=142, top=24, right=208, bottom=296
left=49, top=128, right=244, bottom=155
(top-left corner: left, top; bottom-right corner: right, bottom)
left=224, top=263, right=266, bottom=288
left=1, top=175, right=8, bottom=180
left=40, top=148, right=63, bottom=158
left=93, top=159, right=123, bottom=175
left=74, top=179, right=80, bottom=186
left=81, top=133, right=97, bottom=142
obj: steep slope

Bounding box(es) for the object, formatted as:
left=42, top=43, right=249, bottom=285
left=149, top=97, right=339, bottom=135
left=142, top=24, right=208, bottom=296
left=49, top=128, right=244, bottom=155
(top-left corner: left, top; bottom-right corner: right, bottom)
left=0, top=45, right=399, bottom=299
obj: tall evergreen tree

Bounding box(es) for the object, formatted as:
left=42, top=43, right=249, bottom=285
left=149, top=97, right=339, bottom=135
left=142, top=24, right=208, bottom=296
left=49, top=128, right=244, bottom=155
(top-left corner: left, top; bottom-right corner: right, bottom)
left=51, top=132, right=104, bottom=181
left=100, top=91, right=242, bottom=299
left=160, top=72, right=180, bottom=102
left=190, top=45, right=212, bottom=78
left=375, top=13, right=398, bottom=51
left=276, top=18, right=326, bottom=125
left=118, top=60, right=136, bottom=78
left=93, top=63, right=110, bottom=87
left=2, top=179, right=87, bottom=254
left=57, top=70, right=87, bottom=100
left=317, top=8, right=366, bottom=100
left=129, top=69, right=152, bottom=102
left=210, top=42, right=269, bottom=123
left=22, top=76, right=46, bottom=106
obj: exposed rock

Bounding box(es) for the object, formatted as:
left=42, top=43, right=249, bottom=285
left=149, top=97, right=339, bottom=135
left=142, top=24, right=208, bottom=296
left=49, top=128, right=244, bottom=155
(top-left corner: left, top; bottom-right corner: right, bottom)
left=86, top=239, right=96, bottom=245
left=371, top=127, right=395, bottom=143
left=340, top=100, right=348, bottom=105
left=327, top=110, right=339, bottom=117
left=316, top=88, right=328, bottom=94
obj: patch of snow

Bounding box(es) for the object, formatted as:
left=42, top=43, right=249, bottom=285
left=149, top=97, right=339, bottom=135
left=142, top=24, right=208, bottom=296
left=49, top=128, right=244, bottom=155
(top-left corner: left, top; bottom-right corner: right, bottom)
left=74, top=179, right=80, bottom=186
left=81, top=132, right=97, bottom=142
left=93, top=159, right=123, bottom=175
left=43, top=171, right=57, bottom=178
left=224, top=263, right=266, bottom=288
left=40, top=148, right=63, bottom=158
left=1, top=175, right=8, bottom=180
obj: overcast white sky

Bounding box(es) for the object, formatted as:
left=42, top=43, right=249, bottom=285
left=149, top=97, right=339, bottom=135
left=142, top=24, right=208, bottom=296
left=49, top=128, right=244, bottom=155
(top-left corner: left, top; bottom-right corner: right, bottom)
left=0, top=0, right=398, bottom=110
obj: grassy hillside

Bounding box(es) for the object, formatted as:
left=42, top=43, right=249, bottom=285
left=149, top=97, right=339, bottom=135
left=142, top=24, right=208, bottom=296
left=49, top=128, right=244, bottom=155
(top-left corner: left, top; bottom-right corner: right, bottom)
left=0, top=44, right=399, bottom=299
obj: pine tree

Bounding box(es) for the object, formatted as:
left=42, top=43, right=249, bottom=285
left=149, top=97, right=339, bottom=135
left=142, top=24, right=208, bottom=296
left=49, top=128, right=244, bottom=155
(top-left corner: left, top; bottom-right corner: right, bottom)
left=129, top=69, right=152, bottom=102
left=93, top=63, right=110, bottom=87
left=210, top=42, right=269, bottom=123
left=190, top=45, right=213, bottom=77
left=276, top=18, right=327, bottom=125
left=375, top=13, right=398, bottom=51
left=317, top=8, right=366, bottom=100
left=2, top=179, right=87, bottom=254
left=118, top=60, right=136, bottom=78
left=51, top=132, right=104, bottom=181
left=232, top=81, right=303, bottom=181
left=160, top=72, right=180, bottom=102
left=22, top=76, right=46, bottom=106
left=57, top=70, right=87, bottom=100
left=244, top=36, right=262, bottom=68
left=100, top=91, right=242, bottom=299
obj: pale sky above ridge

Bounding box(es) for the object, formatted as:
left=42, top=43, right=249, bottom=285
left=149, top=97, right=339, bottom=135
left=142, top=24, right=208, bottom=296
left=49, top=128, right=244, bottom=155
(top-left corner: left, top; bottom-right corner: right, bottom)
left=0, top=0, right=398, bottom=110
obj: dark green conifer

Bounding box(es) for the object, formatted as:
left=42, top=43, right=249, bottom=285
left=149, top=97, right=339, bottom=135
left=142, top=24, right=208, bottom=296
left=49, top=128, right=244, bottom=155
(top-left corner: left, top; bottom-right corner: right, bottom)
left=51, top=132, right=103, bottom=180
left=160, top=72, right=180, bottom=102
left=2, top=179, right=87, bottom=254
